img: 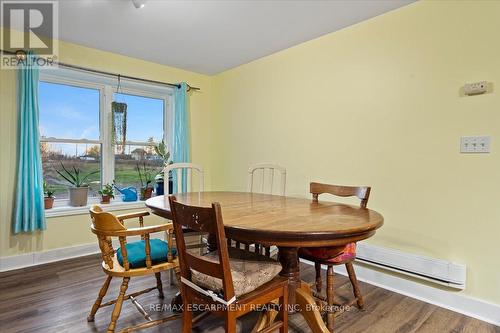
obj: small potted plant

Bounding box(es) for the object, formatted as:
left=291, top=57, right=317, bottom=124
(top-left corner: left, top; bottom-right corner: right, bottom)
left=99, top=183, right=114, bottom=204
left=136, top=162, right=156, bottom=200
left=56, top=163, right=98, bottom=207
left=154, top=140, right=173, bottom=195
left=43, top=180, right=55, bottom=209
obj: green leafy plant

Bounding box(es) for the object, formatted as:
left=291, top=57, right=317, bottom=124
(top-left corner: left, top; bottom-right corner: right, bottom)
left=154, top=140, right=172, bottom=164
left=136, top=162, right=156, bottom=189
left=56, top=162, right=98, bottom=187
left=98, top=183, right=114, bottom=199
left=154, top=140, right=173, bottom=181
left=43, top=180, right=55, bottom=198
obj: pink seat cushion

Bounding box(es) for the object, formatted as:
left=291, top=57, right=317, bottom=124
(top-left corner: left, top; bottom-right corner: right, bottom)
left=299, top=243, right=357, bottom=264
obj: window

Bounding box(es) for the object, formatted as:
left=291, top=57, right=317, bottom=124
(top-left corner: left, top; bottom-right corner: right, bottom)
left=38, top=70, right=171, bottom=207
left=39, top=82, right=101, bottom=200
left=113, top=92, right=165, bottom=191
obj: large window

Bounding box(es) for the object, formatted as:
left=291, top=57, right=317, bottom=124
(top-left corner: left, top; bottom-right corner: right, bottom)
left=39, top=82, right=101, bottom=199
left=38, top=70, right=171, bottom=206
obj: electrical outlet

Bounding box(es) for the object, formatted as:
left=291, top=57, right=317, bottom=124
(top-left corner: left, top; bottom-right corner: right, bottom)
left=460, top=136, right=491, bottom=153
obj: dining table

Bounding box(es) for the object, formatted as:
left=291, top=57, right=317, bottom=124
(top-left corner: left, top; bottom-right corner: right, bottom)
left=145, top=191, right=384, bottom=333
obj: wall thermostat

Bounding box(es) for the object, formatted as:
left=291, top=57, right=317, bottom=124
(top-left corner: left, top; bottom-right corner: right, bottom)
left=464, top=81, right=487, bottom=95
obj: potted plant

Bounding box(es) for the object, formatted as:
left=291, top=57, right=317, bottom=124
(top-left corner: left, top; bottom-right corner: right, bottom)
left=99, top=183, right=114, bottom=204
left=56, top=163, right=98, bottom=207
left=43, top=180, right=55, bottom=209
left=154, top=140, right=173, bottom=195
left=136, top=162, right=156, bottom=200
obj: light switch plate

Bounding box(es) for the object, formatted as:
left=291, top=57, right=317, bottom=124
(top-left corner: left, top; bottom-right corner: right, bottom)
left=460, top=136, right=491, bottom=153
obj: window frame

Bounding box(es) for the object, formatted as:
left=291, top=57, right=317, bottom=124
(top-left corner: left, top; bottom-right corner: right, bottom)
left=39, top=69, right=173, bottom=210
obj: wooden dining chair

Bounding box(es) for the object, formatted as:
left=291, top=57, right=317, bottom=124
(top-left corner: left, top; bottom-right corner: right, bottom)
left=88, top=206, right=180, bottom=333
left=169, top=195, right=289, bottom=333
left=298, top=182, right=371, bottom=332
left=164, top=162, right=204, bottom=195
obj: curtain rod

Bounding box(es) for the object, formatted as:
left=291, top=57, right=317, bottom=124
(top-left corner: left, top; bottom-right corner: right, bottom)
left=0, top=49, right=200, bottom=91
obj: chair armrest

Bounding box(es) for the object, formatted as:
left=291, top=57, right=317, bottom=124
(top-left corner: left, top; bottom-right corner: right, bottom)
left=116, top=223, right=173, bottom=237
left=116, top=211, right=150, bottom=221
left=91, top=223, right=173, bottom=237
left=117, top=211, right=150, bottom=229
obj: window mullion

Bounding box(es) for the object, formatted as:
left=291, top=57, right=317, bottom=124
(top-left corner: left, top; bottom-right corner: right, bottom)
left=101, top=85, right=114, bottom=186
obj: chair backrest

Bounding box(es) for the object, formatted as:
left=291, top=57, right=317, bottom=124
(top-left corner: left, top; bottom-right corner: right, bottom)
left=89, top=205, right=126, bottom=270
left=310, top=182, right=371, bottom=208
left=164, top=163, right=204, bottom=194
left=247, top=163, right=286, bottom=195
left=168, top=195, right=235, bottom=302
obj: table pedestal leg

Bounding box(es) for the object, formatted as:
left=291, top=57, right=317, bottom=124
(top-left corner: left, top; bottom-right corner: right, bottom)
left=296, top=282, right=330, bottom=333
left=277, top=246, right=301, bottom=305
left=276, top=246, right=330, bottom=333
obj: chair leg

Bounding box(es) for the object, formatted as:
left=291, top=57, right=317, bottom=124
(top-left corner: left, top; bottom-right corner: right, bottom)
left=182, top=303, right=193, bottom=333
left=279, top=285, right=289, bottom=333
left=315, top=262, right=322, bottom=293
left=169, top=268, right=175, bottom=286
left=225, top=312, right=237, bottom=333
left=326, top=265, right=335, bottom=332
left=87, top=275, right=112, bottom=322
left=346, top=262, right=364, bottom=309
left=107, top=277, right=130, bottom=333
left=155, top=272, right=164, bottom=299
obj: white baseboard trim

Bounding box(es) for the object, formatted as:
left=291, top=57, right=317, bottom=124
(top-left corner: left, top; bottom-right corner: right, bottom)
left=0, top=233, right=168, bottom=272
left=300, top=258, right=500, bottom=327
left=0, top=243, right=100, bottom=272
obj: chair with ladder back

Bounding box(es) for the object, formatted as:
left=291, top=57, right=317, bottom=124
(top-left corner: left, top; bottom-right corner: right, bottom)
left=169, top=195, right=289, bottom=333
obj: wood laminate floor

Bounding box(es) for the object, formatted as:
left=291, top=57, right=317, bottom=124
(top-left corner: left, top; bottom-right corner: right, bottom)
left=0, top=254, right=498, bottom=333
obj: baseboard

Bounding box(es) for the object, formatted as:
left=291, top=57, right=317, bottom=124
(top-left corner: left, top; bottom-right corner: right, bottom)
left=0, top=233, right=174, bottom=272
left=300, top=258, right=500, bottom=327
left=0, top=243, right=100, bottom=272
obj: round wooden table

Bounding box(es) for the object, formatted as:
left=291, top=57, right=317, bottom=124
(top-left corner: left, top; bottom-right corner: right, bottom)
left=146, top=191, right=384, bottom=333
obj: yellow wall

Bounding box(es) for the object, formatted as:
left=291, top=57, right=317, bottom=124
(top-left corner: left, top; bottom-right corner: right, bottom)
left=1, top=0, right=499, bottom=307
left=211, top=1, right=500, bottom=304
left=0, top=34, right=213, bottom=257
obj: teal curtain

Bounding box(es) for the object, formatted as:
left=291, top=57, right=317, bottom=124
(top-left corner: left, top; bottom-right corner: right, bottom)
left=172, top=82, right=190, bottom=193
left=13, top=52, right=46, bottom=233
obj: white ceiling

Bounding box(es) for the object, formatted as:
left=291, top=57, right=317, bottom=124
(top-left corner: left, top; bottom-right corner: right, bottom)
left=48, top=0, right=415, bottom=75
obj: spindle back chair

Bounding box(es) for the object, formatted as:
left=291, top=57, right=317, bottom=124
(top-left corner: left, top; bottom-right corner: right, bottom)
left=88, top=206, right=179, bottom=333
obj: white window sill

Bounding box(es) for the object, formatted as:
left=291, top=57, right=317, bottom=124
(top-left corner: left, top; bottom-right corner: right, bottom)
left=45, top=200, right=148, bottom=218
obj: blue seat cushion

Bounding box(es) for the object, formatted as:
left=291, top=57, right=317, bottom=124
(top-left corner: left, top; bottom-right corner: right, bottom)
left=116, top=239, right=176, bottom=269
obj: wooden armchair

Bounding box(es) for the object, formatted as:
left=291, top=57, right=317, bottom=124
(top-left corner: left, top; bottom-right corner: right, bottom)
left=169, top=196, right=289, bottom=333
left=88, top=206, right=180, bottom=333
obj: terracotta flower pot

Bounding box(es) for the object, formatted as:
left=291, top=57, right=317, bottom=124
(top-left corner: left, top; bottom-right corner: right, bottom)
left=44, top=197, right=54, bottom=209
left=69, top=187, right=89, bottom=207
left=100, top=195, right=111, bottom=204
left=140, top=187, right=153, bottom=201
